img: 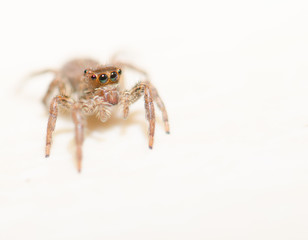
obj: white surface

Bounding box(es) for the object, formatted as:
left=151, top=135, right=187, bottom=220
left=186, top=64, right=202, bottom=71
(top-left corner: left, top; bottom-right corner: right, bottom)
left=1, top=0, right=308, bottom=239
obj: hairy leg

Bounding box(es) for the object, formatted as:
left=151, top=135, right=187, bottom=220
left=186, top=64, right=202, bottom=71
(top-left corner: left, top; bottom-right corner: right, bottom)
left=121, top=81, right=169, bottom=132
left=121, top=82, right=156, bottom=148
left=115, top=61, right=169, bottom=133
left=110, top=53, right=148, bottom=76
left=120, top=91, right=130, bottom=119
left=144, top=84, right=155, bottom=148
left=43, top=75, right=68, bottom=106
left=114, top=61, right=148, bottom=77
left=80, top=96, right=112, bottom=122
left=43, top=78, right=58, bottom=106
left=45, top=95, right=74, bottom=157
left=72, top=104, right=85, bottom=172
left=149, top=84, right=169, bottom=133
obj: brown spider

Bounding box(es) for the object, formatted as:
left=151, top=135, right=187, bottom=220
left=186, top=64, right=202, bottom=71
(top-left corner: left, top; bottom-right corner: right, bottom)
left=38, top=58, right=169, bottom=172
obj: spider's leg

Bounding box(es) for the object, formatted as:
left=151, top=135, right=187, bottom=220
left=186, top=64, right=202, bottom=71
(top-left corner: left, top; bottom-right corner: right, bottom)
left=121, top=81, right=170, bottom=134
left=111, top=60, right=148, bottom=77
left=43, top=75, right=68, bottom=106
left=113, top=60, right=169, bottom=133
left=120, top=91, right=130, bottom=119
left=149, top=84, right=170, bottom=134
left=119, top=62, right=148, bottom=76
left=121, top=82, right=155, bottom=149
left=72, top=104, right=85, bottom=172
left=45, top=95, right=74, bottom=158
left=43, top=78, right=58, bottom=106
left=144, top=84, right=156, bottom=148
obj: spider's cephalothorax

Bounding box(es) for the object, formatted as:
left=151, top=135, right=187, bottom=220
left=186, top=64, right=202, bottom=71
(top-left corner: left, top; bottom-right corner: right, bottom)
left=40, top=58, right=169, bottom=172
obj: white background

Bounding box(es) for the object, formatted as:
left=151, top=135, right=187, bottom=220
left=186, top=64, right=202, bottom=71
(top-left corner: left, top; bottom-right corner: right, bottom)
left=1, top=0, right=308, bottom=239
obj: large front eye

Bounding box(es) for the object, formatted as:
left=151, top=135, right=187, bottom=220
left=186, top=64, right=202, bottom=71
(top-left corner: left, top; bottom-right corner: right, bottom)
left=99, top=74, right=108, bottom=83
left=110, top=71, right=118, bottom=82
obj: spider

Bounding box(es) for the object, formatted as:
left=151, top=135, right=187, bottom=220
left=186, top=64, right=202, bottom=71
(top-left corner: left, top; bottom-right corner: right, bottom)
left=37, top=58, right=169, bottom=172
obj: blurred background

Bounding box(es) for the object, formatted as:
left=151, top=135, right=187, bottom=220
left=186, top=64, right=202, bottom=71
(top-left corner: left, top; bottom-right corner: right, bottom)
left=1, top=0, right=308, bottom=239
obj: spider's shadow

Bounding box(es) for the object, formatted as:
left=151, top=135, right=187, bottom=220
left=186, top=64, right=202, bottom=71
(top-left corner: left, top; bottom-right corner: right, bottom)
left=86, top=109, right=147, bottom=138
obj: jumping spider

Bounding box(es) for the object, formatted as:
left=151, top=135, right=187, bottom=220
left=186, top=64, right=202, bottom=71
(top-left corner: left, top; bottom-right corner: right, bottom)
left=38, top=58, right=169, bottom=172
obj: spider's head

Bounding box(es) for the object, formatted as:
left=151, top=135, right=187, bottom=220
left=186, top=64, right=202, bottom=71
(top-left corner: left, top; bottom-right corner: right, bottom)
left=83, top=66, right=122, bottom=89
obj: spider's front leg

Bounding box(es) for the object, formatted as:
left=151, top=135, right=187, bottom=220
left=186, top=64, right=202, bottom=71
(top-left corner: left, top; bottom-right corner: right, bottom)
left=72, top=104, right=85, bottom=172
left=121, top=82, right=156, bottom=148
left=149, top=84, right=170, bottom=134
left=113, top=60, right=169, bottom=133
left=46, top=95, right=86, bottom=172
left=45, top=95, right=74, bottom=158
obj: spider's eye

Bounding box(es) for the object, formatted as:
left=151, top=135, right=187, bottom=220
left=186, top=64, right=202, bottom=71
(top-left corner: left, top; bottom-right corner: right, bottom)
left=99, top=74, right=108, bottom=83
left=84, top=69, right=87, bottom=74
left=118, top=69, right=122, bottom=75
left=91, top=74, right=97, bottom=80
left=110, top=71, right=118, bottom=82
